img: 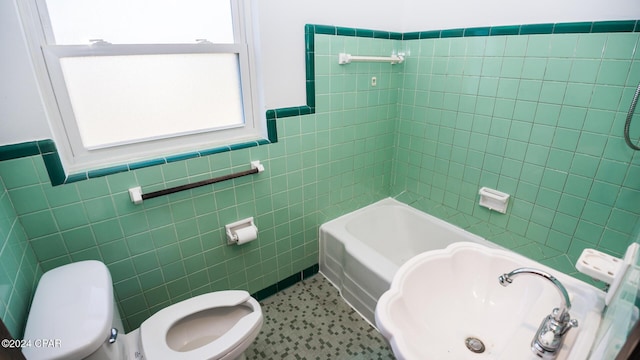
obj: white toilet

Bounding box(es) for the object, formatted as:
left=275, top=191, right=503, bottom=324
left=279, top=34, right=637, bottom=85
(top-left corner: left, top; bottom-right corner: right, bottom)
left=22, top=260, right=263, bottom=360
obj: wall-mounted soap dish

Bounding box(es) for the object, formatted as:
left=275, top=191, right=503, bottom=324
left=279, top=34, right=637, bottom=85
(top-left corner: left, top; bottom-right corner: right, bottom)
left=576, top=249, right=622, bottom=284
left=576, top=243, right=639, bottom=305
left=478, top=187, right=510, bottom=213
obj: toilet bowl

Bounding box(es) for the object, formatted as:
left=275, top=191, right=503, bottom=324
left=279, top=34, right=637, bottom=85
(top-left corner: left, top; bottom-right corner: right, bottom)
left=22, top=260, right=263, bottom=360
left=141, top=290, right=262, bottom=360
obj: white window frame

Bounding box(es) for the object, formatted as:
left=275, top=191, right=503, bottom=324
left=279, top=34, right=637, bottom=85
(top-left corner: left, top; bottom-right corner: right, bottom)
left=18, top=0, right=264, bottom=173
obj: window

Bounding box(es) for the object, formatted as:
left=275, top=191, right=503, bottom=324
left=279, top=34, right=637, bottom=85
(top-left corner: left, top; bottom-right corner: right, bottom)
left=21, top=0, right=262, bottom=172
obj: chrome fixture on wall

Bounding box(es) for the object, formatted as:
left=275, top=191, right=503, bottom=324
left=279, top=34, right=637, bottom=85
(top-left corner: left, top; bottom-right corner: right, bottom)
left=624, top=82, right=640, bottom=151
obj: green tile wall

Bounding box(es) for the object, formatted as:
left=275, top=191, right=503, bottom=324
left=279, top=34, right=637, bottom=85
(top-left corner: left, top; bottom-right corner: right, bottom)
left=0, top=33, right=397, bottom=331
left=0, top=179, right=41, bottom=338
left=392, top=31, right=640, bottom=280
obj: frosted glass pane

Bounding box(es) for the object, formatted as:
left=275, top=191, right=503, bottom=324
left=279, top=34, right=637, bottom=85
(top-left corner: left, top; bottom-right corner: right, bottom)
left=59, top=54, right=244, bottom=149
left=44, top=0, right=234, bottom=44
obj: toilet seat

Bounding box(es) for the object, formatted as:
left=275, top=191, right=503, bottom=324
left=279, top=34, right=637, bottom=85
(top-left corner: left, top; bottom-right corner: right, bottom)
left=140, top=290, right=262, bottom=360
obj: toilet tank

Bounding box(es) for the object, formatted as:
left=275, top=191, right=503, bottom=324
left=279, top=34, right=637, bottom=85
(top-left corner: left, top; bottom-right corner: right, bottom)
left=22, top=260, right=122, bottom=360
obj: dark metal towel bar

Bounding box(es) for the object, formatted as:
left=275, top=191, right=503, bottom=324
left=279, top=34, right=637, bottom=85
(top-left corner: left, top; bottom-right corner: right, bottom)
left=143, top=167, right=259, bottom=200
left=128, top=161, right=264, bottom=204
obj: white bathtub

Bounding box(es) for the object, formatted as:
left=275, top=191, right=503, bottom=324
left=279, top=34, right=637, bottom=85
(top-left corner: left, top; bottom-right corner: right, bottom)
left=319, top=197, right=499, bottom=325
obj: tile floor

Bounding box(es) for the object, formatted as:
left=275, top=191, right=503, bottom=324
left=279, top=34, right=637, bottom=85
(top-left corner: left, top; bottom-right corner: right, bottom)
left=246, top=274, right=395, bottom=359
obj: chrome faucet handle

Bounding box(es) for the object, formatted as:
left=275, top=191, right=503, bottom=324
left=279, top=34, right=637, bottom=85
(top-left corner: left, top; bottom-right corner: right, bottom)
left=499, top=268, right=578, bottom=359
left=532, top=310, right=578, bottom=357
left=551, top=308, right=578, bottom=331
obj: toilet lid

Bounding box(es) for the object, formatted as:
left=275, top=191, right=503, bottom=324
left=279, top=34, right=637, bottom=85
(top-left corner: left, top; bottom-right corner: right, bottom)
left=140, top=290, right=262, bottom=360
left=22, top=261, right=113, bottom=360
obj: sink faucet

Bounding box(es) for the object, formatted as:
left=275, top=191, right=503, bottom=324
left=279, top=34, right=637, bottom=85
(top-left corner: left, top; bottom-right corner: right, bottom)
left=499, top=267, right=578, bottom=359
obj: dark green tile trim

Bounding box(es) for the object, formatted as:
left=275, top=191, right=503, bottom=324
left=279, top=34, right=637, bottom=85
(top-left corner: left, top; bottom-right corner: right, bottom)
left=520, top=23, right=555, bottom=35
left=229, top=141, right=259, bottom=151
left=199, top=146, right=231, bottom=157
left=464, top=27, right=491, bottom=37
left=402, top=32, right=421, bottom=40
left=592, top=20, right=637, bottom=33
left=399, top=19, right=640, bottom=40
left=256, top=138, right=271, bottom=146
left=490, top=25, right=520, bottom=36
left=267, top=118, right=278, bottom=143
left=336, top=26, right=356, bottom=37
left=268, top=106, right=316, bottom=121
left=276, top=107, right=303, bottom=118
left=299, top=106, right=313, bottom=116
left=129, top=158, right=166, bottom=170
left=419, top=30, right=442, bottom=39
left=166, top=152, right=200, bottom=163
left=0, top=140, right=64, bottom=185
left=389, top=32, right=403, bottom=40
left=305, top=51, right=315, bottom=81
left=304, top=23, right=315, bottom=34
left=65, top=172, right=87, bottom=183
left=266, top=110, right=276, bottom=120
left=313, top=24, right=336, bottom=35
left=37, top=140, right=57, bottom=155
left=356, top=28, right=375, bottom=38
left=306, top=80, right=316, bottom=108
left=307, top=24, right=404, bottom=40
left=553, top=22, right=593, bottom=34
left=0, top=141, right=41, bottom=161
left=0, top=137, right=272, bottom=185
left=441, top=28, right=465, bottom=38
left=304, top=29, right=315, bottom=53
left=252, top=283, right=278, bottom=301
left=303, top=263, right=320, bottom=279
left=87, top=164, right=129, bottom=179
left=251, top=263, right=320, bottom=301
left=42, top=152, right=65, bottom=186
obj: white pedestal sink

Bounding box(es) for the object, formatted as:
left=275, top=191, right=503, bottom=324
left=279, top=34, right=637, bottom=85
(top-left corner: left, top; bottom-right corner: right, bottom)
left=375, top=242, right=605, bottom=360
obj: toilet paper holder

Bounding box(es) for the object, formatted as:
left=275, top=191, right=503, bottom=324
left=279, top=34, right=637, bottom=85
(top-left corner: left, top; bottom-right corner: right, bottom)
left=225, top=217, right=258, bottom=245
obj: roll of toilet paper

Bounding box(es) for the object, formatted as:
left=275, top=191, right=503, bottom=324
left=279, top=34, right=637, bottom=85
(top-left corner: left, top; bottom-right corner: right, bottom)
left=234, top=226, right=258, bottom=245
